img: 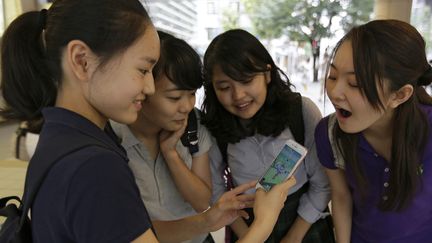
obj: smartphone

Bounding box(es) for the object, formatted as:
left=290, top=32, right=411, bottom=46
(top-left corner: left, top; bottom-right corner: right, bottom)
left=256, top=139, right=308, bottom=191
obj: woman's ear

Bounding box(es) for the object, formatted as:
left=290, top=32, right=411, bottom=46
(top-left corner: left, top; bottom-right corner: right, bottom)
left=389, top=84, right=414, bottom=108
left=265, top=64, right=271, bottom=84
left=65, top=40, right=98, bottom=82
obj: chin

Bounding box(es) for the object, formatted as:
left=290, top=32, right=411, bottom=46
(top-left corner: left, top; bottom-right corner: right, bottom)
left=338, top=124, right=362, bottom=134
left=116, top=114, right=138, bottom=125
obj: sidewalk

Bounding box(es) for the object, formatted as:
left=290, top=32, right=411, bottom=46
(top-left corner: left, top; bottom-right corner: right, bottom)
left=0, top=158, right=27, bottom=199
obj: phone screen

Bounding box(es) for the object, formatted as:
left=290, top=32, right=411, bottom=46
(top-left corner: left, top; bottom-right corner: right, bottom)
left=258, top=144, right=302, bottom=191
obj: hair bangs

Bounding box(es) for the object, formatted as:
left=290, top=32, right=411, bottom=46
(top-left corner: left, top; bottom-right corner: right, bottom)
left=218, top=53, right=267, bottom=83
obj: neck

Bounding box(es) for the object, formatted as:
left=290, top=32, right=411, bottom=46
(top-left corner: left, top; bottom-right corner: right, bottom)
left=363, top=109, right=394, bottom=161
left=363, top=109, right=394, bottom=139
left=128, top=114, right=160, bottom=142
left=129, top=115, right=161, bottom=161
left=56, top=83, right=107, bottom=129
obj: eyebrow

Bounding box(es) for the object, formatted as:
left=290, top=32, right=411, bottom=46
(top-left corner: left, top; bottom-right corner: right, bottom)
left=141, top=56, right=158, bottom=65
left=164, top=88, right=182, bottom=92
left=330, top=63, right=355, bottom=75
left=213, top=79, right=229, bottom=84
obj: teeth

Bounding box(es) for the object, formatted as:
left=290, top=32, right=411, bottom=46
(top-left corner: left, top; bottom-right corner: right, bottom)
left=238, top=102, right=250, bottom=108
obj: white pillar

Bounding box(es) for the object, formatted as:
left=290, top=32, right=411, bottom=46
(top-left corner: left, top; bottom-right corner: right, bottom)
left=374, top=0, right=413, bottom=23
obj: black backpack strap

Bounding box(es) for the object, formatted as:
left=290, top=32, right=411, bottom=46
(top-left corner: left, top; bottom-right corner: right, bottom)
left=180, top=109, right=199, bottom=155
left=0, top=196, right=21, bottom=210
left=18, top=133, right=111, bottom=228
left=289, top=94, right=305, bottom=146
left=216, top=140, right=234, bottom=190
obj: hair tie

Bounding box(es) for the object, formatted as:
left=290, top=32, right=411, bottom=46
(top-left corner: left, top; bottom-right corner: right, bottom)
left=38, top=9, right=48, bottom=30
left=417, top=65, right=432, bottom=86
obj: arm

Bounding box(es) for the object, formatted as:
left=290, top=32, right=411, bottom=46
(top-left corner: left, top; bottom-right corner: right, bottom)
left=282, top=98, right=331, bottom=242
left=160, top=125, right=212, bottom=212
left=282, top=145, right=331, bottom=242
left=132, top=229, right=159, bottom=243
left=132, top=182, right=252, bottom=243
left=153, top=181, right=255, bottom=243
left=326, top=168, right=352, bottom=243
left=281, top=217, right=311, bottom=243
left=163, top=150, right=212, bottom=212
left=237, top=178, right=297, bottom=243
left=230, top=217, right=249, bottom=238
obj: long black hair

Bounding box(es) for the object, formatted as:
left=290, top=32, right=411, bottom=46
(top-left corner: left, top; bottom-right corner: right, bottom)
left=0, top=0, right=152, bottom=131
left=329, top=19, right=432, bottom=211
left=153, top=31, right=203, bottom=90
left=201, top=29, right=301, bottom=144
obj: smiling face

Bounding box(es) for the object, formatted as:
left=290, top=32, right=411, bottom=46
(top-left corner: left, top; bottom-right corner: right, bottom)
left=326, top=40, right=398, bottom=134
left=87, top=25, right=160, bottom=125
left=139, top=74, right=196, bottom=132
left=211, top=64, right=270, bottom=120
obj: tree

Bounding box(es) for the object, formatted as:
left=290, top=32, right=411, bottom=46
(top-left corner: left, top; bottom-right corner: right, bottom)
left=222, top=8, right=240, bottom=31
left=242, top=0, right=373, bottom=82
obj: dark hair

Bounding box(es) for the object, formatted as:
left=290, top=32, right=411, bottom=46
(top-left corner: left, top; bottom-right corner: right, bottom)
left=201, top=29, right=300, bottom=144
left=152, top=31, right=203, bottom=90
left=0, top=0, right=152, bottom=126
left=329, top=19, right=432, bottom=211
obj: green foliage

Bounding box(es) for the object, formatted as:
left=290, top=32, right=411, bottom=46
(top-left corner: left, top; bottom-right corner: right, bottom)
left=242, top=0, right=373, bottom=42
left=241, top=0, right=374, bottom=81
left=340, top=0, right=374, bottom=32
left=222, top=8, right=240, bottom=31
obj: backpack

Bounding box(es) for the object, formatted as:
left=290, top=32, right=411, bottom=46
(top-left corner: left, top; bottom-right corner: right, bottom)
left=180, top=108, right=200, bottom=155
left=0, top=132, right=111, bottom=243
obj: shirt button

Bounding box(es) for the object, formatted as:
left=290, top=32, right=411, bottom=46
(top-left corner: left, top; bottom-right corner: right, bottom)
left=384, top=182, right=389, bottom=187
left=384, top=168, right=390, bottom=172
left=383, top=195, right=388, bottom=201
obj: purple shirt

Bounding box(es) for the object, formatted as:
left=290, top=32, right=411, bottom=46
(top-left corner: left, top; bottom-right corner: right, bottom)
left=315, top=105, right=432, bottom=243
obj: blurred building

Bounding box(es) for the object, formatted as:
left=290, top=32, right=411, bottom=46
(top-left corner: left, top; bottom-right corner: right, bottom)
left=191, top=0, right=251, bottom=56
left=142, top=0, right=198, bottom=41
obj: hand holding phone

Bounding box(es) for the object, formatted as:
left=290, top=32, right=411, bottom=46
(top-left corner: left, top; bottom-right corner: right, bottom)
left=256, top=139, right=307, bottom=191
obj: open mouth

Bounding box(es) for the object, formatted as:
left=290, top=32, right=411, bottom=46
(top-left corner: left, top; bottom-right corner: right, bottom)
left=338, top=108, right=352, bottom=118
left=235, top=101, right=251, bottom=110
left=133, top=99, right=143, bottom=110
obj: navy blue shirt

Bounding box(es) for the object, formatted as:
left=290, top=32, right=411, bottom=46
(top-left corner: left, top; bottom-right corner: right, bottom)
left=31, top=107, right=152, bottom=243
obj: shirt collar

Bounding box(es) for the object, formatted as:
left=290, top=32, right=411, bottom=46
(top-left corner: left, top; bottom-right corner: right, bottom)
left=110, top=121, right=141, bottom=150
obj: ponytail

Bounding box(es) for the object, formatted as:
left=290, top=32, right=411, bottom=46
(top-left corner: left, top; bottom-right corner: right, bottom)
left=1, top=0, right=152, bottom=124
left=0, top=11, right=55, bottom=122
left=416, top=65, right=432, bottom=105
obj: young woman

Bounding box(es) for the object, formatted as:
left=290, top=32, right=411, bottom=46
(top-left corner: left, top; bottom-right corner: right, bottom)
left=202, top=29, right=334, bottom=243
left=0, top=1, right=296, bottom=242
left=315, top=19, right=432, bottom=243
left=111, top=31, right=213, bottom=243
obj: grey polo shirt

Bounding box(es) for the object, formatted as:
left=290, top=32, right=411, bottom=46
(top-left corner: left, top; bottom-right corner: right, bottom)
left=111, top=113, right=212, bottom=243
left=209, top=97, right=331, bottom=224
